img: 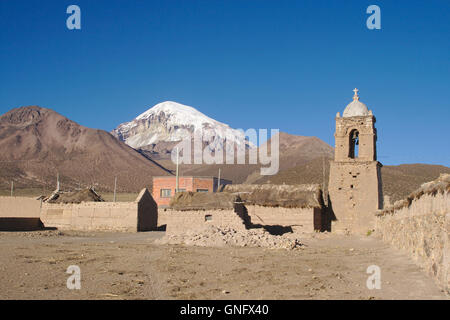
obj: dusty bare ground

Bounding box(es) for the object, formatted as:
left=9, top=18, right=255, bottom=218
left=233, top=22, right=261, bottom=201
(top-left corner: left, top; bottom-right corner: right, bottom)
left=0, top=230, right=447, bottom=300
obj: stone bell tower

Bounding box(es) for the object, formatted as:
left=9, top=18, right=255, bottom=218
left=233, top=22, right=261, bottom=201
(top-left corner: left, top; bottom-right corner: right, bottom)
left=328, top=89, right=383, bottom=234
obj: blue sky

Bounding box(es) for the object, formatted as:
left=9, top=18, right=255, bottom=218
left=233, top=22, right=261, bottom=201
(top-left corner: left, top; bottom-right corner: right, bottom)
left=0, top=0, right=449, bottom=166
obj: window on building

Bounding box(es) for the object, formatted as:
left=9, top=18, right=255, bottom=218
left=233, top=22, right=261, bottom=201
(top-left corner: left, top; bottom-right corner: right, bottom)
left=177, top=188, right=186, bottom=193
left=205, top=215, right=212, bottom=221
left=160, top=189, right=172, bottom=198
left=196, top=189, right=209, bottom=193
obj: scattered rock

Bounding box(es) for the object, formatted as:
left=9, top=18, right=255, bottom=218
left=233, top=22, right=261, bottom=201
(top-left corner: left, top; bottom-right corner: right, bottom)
left=0, top=230, right=64, bottom=238
left=156, top=226, right=304, bottom=250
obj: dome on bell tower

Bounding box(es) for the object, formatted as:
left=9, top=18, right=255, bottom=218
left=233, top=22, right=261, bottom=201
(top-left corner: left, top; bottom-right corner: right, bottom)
left=343, top=88, right=370, bottom=117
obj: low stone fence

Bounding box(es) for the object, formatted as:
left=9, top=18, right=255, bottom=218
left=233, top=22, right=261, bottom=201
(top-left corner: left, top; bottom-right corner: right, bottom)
left=224, top=184, right=325, bottom=233
left=376, top=186, right=449, bottom=293
left=0, top=189, right=158, bottom=232
left=246, top=205, right=321, bottom=233
left=41, top=202, right=137, bottom=232
left=40, top=188, right=157, bottom=232
left=159, top=205, right=321, bottom=235
left=0, top=196, right=42, bottom=231
left=159, top=209, right=248, bottom=234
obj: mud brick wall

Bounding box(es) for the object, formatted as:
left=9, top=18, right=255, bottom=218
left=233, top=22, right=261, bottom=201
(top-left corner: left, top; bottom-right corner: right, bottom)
left=136, top=188, right=158, bottom=231
left=328, top=160, right=382, bottom=234
left=245, top=206, right=319, bottom=233
left=159, top=209, right=247, bottom=234
left=0, top=196, right=42, bottom=218
left=375, top=192, right=449, bottom=293
left=41, top=202, right=139, bottom=232
left=0, top=196, right=43, bottom=231
left=41, top=188, right=157, bottom=232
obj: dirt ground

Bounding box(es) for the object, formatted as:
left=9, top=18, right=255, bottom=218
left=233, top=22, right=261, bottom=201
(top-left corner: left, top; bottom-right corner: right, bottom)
left=0, top=230, right=447, bottom=300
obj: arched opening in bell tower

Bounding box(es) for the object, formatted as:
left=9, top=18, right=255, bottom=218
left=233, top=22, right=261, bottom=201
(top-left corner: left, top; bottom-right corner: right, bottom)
left=349, top=129, right=359, bottom=159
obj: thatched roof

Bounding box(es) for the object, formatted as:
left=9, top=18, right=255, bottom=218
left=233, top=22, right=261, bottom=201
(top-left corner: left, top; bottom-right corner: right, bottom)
left=223, top=184, right=324, bottom=208
left=381, top=173, right=450, bottom=215
left=169, top=192, right=241, bottom=211
left=46, top=188, right=104, bottom=204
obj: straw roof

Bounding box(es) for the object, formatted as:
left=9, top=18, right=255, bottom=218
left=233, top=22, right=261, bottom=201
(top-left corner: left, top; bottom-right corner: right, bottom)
left=381, top=173, right=450, bottom=215
left=169, top=191, right=241, bottom=211
left=45, top=188, right=104, bottom=204
left=223, top=184, right=324, bottom=208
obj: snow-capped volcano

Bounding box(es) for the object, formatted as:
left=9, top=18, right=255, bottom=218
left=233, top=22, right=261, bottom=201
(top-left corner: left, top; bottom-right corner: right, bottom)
left=111, top=101, right=251, bottom=153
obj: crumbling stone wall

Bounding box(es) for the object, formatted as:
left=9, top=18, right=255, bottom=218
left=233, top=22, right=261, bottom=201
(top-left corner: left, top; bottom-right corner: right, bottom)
left=222, top=184, right=324, bottom=232
left=41, top=202, right=139, bottom=232
left=160, top=206, right=321, bottom=235
left=41, top=188, right=157, bottom=232
left=329, top=160, right=382, bottom=234
left=159, top=209, right=248, bottom=235
left=376, top=191, right=449, bottom=293
left=245, top=205, right=320, bottom=233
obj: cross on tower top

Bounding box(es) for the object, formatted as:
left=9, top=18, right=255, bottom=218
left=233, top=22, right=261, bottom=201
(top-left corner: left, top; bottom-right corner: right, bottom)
left=353, top=88, right=359, bottom=100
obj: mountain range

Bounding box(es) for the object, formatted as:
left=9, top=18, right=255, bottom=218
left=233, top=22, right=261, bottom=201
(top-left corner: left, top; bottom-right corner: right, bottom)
left=0, top=102, right=448, bottom=202
left=0, top=106, right=169, bottom=192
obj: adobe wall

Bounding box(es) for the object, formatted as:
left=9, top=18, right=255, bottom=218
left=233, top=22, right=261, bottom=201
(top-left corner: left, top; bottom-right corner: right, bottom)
left=328, top=160, right=382, bottom=234
left=159, top=206, right=320, bottom=235
left=41, top=202, right=139, bottom=232
left=375, top=192, right=449, bottom=293
left=0, top=196, right=43, bottom=231
left=334, top=115, right=376, bottom=162
left=245, top=205, right=319, bottom=233
left=159, top=209, right=247, bottom=235
left=41, top=188, right=158, bottom=232
left=136, top=188, right=158, bottom=231
left=0, top=196, right=41, bottom=218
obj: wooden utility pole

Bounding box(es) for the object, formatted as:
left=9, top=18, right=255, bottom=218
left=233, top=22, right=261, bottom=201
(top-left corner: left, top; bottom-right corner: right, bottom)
left=217, top=168, right=221, bottom=191
left=175, top=147, right=179, bottom=193
left=322, top=156, right=327, bottom=205
left=322, top=157, right=325, bottom=190
left=113, top=176, right=117, bottom=202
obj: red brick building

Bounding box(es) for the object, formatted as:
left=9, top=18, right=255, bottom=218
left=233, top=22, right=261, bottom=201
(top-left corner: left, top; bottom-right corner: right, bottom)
left=152, top=176, right=232, bottom=207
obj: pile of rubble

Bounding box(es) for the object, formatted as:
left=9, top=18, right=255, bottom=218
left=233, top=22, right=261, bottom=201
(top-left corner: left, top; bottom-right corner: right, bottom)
left=156, top=225, right=304, bottom=250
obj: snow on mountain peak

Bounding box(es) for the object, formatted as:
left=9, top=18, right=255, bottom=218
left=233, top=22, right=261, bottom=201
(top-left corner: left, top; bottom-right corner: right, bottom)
left=112, top=101, right=250, bottom=151
left=135, top=101, right=220, bottom=127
